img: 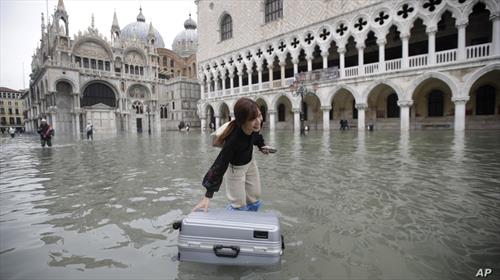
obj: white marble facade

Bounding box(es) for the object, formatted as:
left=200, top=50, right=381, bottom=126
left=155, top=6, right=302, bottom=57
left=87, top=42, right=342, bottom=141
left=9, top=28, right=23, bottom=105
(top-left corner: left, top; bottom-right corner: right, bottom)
left=196, top=0, right=500, bottom=131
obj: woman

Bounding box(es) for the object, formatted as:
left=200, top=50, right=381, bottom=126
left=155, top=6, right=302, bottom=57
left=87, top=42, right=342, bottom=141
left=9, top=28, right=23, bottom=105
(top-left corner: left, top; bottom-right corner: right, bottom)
left=192, top=97, right=273, bottom=212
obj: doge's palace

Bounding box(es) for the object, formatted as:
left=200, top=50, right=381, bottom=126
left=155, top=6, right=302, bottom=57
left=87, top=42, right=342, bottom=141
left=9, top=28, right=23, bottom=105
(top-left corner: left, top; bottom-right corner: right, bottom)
left=196, top=0, right=500, bottom=131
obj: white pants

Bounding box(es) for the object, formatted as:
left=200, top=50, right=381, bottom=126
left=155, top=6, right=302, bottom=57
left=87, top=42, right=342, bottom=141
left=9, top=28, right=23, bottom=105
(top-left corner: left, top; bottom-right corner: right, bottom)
left=223, top=158, right=261, bottom=209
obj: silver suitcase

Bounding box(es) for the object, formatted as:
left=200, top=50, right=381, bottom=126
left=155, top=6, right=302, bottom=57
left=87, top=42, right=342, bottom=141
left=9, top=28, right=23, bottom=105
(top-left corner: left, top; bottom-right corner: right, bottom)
left=173, top=209, right=284, bottom=266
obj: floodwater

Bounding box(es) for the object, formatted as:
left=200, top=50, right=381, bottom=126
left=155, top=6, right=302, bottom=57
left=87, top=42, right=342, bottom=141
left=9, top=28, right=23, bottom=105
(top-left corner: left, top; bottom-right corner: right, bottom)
left=1, top=130, right=499, bottom=280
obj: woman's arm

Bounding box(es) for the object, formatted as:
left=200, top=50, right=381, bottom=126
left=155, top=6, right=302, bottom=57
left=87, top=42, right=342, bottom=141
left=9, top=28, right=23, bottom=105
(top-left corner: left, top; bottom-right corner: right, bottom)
left=201, top=141, right=234, bottom=198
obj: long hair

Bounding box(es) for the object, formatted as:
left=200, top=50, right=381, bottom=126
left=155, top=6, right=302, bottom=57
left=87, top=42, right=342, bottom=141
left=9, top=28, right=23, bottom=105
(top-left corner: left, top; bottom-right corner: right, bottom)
left=214, top=97, right=260, bottom=146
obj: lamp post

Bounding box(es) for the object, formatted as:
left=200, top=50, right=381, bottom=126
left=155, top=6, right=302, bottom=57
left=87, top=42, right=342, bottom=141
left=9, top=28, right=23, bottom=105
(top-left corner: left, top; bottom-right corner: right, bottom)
left=146, top=104, right=151, bottom=135
left=290, top=73, right=317, bottom=135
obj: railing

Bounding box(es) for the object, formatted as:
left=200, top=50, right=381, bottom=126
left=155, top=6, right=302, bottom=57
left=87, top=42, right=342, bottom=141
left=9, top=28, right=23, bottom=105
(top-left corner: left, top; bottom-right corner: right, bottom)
left=364, top=62, right=379, bottom=75
left=466, top=43, right=491, bottom=59
left=436, top=49, right=457, bottom=64
left=344, top=66, right=358, bottom=77
left=409, top=54, right=428, bottom=68
left=385, top=58, right=402, bottom=71
left=201, top=45, right=497, bottom=101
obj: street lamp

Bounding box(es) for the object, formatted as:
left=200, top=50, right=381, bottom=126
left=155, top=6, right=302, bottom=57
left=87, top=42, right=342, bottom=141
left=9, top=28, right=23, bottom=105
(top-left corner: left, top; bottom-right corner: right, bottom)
left=146, top=104, right=151, bottom=135
left=290, top=73, right=318, bottom=135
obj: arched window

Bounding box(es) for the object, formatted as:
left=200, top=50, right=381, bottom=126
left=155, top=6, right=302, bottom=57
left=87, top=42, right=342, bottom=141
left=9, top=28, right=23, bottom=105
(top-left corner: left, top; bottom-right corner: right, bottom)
left=387, top=93, right=400, bottom=118
left=81, top=83, right=116, bottom=108
left=265, top=0, right=283, bottom=23
left=476, top=85, right=496, bottom=115
left=221, top=14, right=233, bottom=41
left=163, top=57, right=168, bottom=66
left=278, top=104, right=285, bottom=122
left=132, top=101, right=144, bottom=114
left=428, top=90, right=444, bottom=117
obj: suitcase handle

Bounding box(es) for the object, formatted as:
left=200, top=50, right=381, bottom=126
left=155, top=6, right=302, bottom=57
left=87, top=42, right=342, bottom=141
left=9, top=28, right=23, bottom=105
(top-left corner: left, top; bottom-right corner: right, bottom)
left=213, top=245, right=240, bottom=258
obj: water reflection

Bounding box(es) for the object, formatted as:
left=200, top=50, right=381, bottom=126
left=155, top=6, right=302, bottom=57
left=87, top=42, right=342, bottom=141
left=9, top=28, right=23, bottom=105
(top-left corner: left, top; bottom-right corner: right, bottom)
left=0, top=131, right=499, bottom=279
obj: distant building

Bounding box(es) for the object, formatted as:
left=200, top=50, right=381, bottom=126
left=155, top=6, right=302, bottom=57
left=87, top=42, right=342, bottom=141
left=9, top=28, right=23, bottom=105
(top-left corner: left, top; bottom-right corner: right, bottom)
left=0, top=87, right=26, bottom=132
left=26, top=0, right=200, bottom=135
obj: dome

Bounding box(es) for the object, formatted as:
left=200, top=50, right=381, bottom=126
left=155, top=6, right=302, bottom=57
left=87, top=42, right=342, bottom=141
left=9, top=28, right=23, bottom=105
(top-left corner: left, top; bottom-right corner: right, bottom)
left=172, top=14, right=198, bottom=58
left=121, top=8, right=165, bottom=48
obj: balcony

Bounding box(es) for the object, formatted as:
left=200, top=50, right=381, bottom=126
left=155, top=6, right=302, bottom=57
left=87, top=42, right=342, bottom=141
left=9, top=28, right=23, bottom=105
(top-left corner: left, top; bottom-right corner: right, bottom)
left=202, top=43, right=494, bottom=100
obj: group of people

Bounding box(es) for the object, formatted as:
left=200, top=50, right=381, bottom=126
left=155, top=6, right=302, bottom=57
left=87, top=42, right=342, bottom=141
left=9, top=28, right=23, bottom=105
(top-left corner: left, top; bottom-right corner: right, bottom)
left=339, top=119, right=350, bottom=130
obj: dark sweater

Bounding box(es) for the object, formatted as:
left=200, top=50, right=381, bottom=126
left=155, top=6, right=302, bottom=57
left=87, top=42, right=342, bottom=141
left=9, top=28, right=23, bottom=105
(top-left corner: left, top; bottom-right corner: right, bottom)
left=202, top=125, right=265, bottom=198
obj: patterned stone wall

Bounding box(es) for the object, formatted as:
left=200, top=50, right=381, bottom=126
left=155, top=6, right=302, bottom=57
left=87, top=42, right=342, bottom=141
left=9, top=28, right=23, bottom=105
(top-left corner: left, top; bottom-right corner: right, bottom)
left=197, top=0, right=382, bottom=62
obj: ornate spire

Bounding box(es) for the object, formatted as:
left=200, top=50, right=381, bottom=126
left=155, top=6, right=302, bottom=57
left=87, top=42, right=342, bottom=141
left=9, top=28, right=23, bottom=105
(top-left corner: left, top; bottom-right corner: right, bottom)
left=112, top=10, right=120, bottom=29
left=148, top=22, right=155, bottom=36
left=137, top=6, right=145, bottom=22
left=184, top=13, right=197, bottom=30
left=91, top=13, right=95, bottom=29
left=57, top=0, right=66, bottom=12
left=41, top=13, right=46, bottom=32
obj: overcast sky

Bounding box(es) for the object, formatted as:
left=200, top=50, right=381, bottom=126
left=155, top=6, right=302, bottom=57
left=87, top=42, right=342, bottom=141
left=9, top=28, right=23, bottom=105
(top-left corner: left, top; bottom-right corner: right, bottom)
left=0, top=0, right=197, bottom=90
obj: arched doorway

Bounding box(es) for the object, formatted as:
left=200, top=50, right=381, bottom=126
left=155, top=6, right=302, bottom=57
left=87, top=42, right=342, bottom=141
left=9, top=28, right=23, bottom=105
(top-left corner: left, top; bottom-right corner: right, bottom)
left=81, top=82, right=118, bottom=134
left=411, top=78, right=453, bottom=129
left=275, top=95, right=293, bottom=130
left=331, top=88, right=356, bottom=129
left=366, top=84, right=400, bottom=129
left=81, top=82, right=116, bottom=108
left=466, top=69, right=500, bottom=129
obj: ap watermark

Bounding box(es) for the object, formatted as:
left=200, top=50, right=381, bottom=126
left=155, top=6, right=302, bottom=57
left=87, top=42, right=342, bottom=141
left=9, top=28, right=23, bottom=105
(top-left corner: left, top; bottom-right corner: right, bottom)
left=475, top=268, right=493, bottom=278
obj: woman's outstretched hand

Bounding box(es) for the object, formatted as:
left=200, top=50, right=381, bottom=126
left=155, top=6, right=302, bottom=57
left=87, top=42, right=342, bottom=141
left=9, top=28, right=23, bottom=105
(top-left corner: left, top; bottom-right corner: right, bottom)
left=192, top=196, right=210, bottom=212
left=260, top=145, right=276, bottom=155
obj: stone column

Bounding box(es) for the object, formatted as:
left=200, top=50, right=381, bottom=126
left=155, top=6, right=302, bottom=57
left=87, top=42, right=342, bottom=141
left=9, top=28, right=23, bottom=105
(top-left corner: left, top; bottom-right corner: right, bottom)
left=322, top=106, right=331, bottom=130
left=51, top=112, right=57, bottom=132
left=338, top=47, right=346, bottom=78
left=200, top=80, right=205, bottom=97
left=292, top=58, right=299, bottom=75
left=457, top=23, right=467, bottom=60
left=321, top=50, right=329, bottom=69
left=215, top=115, right=221, bottom=130
left=206, top=75, right=211, bottom=94
left=355, top=103, right=367, bottom=131
left=238, top=68, right=243, bottom=90
left=307, top=56, right=313, bottom=72
left=247, top=67, right=253, bottom=87
left=222, top=77, right=227, bottom=94
left=427, top=27, right=437, bottom=65
left=200, top=117, right=206, bottom=132
left=229, top=71, right=235, bottom=95
left=357, top=43, right=365, bottom=75
left=268, top=110, right=276, bottom=131
left=453, top=96, right=469, bottom=131
left=257, top=66, right=263, bottom=90
left=492, top=13, right=500, bottom=56
left=280, top=61, right=286, bottom=87
left=398, top=100, right=413, bottom=131
left=401, top=33, right=409, bottom=68
left=377, top=38, right=386, bottom=72
left=268, top=65, right=274, bottom=88
left=293, top=109, right=301, bottom=131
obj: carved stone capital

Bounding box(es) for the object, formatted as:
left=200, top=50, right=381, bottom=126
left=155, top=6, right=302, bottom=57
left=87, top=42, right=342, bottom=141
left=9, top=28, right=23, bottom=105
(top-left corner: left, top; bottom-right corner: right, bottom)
left=397, top=100, right=413, bottom=107
left=321, top=106, right=332, bottom=111
left=452, top=96, right=470, bottom=103
left=355, top=103, right=368, bottom=110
